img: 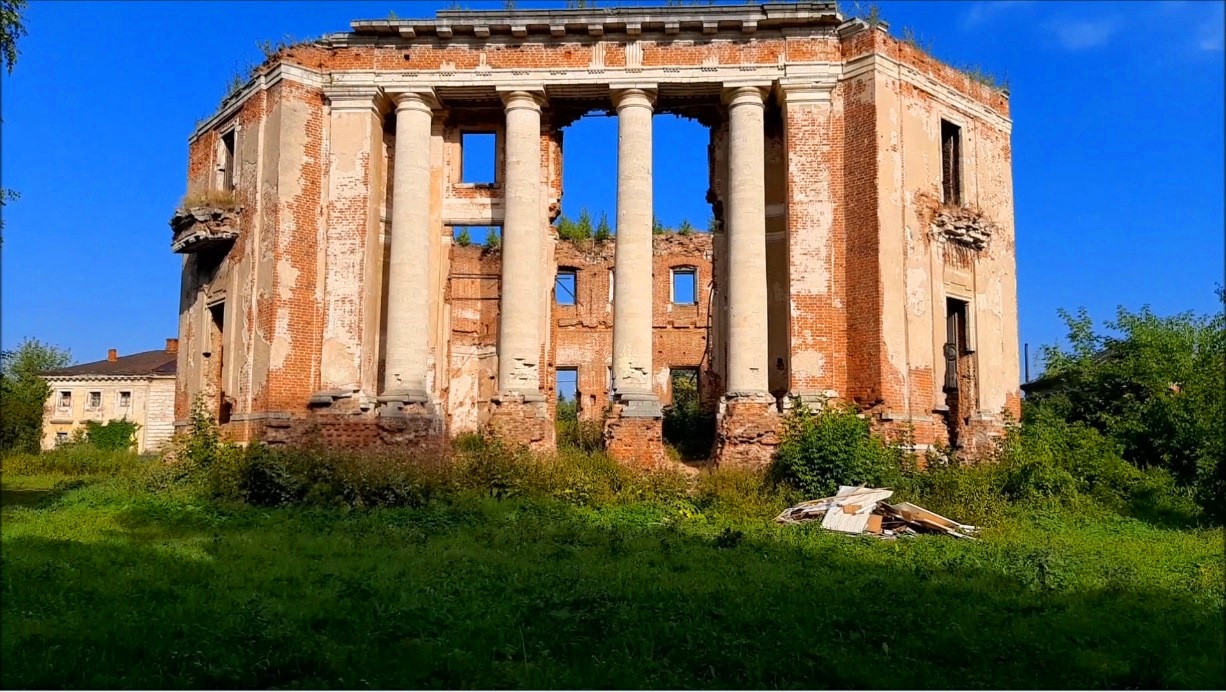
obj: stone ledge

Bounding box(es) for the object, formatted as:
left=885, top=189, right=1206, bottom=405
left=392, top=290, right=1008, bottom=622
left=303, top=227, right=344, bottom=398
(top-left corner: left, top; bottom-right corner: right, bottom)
left=170, top=206, right=241, bottom=254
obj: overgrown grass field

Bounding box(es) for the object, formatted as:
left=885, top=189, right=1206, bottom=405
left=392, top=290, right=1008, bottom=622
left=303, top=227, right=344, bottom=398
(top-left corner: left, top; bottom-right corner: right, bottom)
left=3, top=457, right=1222, bottom=689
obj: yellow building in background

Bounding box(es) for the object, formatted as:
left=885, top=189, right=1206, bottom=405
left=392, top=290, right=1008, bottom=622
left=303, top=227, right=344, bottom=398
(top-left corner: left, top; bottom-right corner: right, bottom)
left=41, top=339, right=178, bottom=454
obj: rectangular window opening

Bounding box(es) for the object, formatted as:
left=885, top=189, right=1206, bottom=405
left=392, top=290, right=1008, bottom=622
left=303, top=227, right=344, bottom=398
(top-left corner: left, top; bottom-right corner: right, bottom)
left=118, top=391, right=132, bottom=408
left=451, top=226, right=500, bottom=247
left=555, top=269, right=577, bottom=306
left=55, top=432, right=68, bottom=446
left=941, top=119, right=962, bottom=206
left=57, top=391, right=72, bottom=410
left=460, top=131, right=497, bottom=184
left=944, top=297, right=969, bottom=391
left=556, top=367, right=579, bottom=421
left=669, top=367, right=700, bottom=409
left=220, top=129, right=236, bottom=192
left=671, top=267, right=697, bottom=305
left=87, top=391, right=102, bottom=410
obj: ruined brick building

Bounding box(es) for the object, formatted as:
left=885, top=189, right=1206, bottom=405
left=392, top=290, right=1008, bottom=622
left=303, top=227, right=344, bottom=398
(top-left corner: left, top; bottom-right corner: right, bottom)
left=172, top=2, right=1021, bottom=467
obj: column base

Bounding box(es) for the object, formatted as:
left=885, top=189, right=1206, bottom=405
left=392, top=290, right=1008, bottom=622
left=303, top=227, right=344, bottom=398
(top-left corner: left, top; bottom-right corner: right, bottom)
left=603, top=397, right=667, bottom=468
left=256, top=409, right=445, bottom=450
left=488, top=391, right=555, bottom=453
left=713, top=392, right=781, bottom=468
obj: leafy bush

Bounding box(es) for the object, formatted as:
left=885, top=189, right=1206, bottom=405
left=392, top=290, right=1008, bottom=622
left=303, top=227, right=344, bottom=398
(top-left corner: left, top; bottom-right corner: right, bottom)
left=1030, top=292, right=1224, bottom=521
left=662, top=370, right=715, bottom=461
left=1, top=446, right=146, bottom=477
left=556, top=419, right=603, bottom=454
left=771, top=397, right=901, bottom=497
left=74, top=419, right=140, bottom=451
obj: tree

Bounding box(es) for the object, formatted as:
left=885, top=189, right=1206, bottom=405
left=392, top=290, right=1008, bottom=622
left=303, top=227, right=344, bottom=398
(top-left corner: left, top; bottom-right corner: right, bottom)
left=1030, top=289, right=1225, bottom=521
left=1, top=0, right=27, bottom=241
left=0, top=338, right=71, bottom=454
left=455, top=227, right=472, bottom=247
left=594, top=211, right=612, bottom=242
left=575, top=208, right=594, bottom=238
left=652, top=215, right=666, bottom=235
left=1, top=0, right=26, bottom=74
left=677, top=219, right=695, bottom=236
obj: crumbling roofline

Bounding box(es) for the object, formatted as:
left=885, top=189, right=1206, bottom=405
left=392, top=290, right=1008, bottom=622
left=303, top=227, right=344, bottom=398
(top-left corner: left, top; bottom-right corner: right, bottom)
left=347, top=2, right=842, bottom=40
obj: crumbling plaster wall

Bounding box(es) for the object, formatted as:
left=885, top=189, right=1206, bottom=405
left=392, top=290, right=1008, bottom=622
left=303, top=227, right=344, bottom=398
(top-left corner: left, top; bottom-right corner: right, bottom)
left=849, top=26, right=1018, bottom=445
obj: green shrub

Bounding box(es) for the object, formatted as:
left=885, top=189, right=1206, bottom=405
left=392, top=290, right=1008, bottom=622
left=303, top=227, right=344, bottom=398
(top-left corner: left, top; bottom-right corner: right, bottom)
left=556, top=419, right=603, bottom=453
left=1, top=446, right=146, bottom=477
left=771, top=397, right=900, bottom=497
left=662, top=371, right=715, bottom=461
left=76, top=419, right=141, bottom=451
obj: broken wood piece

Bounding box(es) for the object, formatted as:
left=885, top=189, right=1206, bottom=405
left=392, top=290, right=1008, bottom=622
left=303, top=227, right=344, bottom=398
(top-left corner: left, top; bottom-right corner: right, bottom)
left=866, top=515, right=883, bottom=534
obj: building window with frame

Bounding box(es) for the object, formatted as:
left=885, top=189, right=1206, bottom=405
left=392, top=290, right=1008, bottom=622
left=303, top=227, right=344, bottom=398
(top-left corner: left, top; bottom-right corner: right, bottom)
left=86, top=391, right=102, bottom=411
left=55, top=432, right=68, bottom=446
left=671, top=266, right=698, bottom=305
left=555, top=268, right=577, bottom=306
left=118, top=391, right=132, bottom=409
left=940, top=119, right=962, bottom=206
left=57, top=390, right=72, bottom=411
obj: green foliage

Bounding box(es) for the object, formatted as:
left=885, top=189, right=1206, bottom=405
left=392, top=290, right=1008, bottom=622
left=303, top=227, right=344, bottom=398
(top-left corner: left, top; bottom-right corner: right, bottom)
left=3, top=459, right=1223, bottom=689
left=772, top=397, right=901, bottom=497
left=662, top=370, right=714, bottom=461
left=76, top=419, right=141, bottom=452
left=706, top=214, right=720, bottom=233
left=1, top=446, right=144, bottom=477
left=1032, top=292, right=1225, bottom=521
left=556, top=208, right=595, bottom=241
left=594, top=211, right=612, bottom=242
left=676, top=219, right=695, bottom=236
left=0, top=338, right=71, bottom=454
left=1, top=0, right=26, bottom=74
left=652, top=215, right=666, bottom=235
left=454, top=227, right=472, bottom=247
left=483, top=227, right=501, bottom=250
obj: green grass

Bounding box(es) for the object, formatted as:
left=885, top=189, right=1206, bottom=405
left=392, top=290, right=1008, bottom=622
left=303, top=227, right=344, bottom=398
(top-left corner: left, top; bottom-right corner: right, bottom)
left=2, top=474, right=1222, bottom=689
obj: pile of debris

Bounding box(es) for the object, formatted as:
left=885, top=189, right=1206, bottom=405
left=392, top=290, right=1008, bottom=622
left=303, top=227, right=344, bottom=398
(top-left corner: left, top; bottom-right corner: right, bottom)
left=774, top=485, right=978, bottom=540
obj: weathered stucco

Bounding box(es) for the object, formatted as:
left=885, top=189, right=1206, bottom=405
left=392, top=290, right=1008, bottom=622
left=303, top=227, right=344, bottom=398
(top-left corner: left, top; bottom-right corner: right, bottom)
left=173, top=4, right=1019, bottom=461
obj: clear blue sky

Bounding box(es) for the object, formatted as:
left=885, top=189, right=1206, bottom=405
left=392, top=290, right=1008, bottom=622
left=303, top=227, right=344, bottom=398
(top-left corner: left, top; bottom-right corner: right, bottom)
left=2, top=1, right=1222, bottom=380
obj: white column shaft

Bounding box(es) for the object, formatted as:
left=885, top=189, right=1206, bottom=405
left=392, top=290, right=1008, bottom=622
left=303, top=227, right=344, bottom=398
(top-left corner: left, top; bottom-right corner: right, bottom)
left=725, top=87, right=769, bottom=395
left=612, top=89, right=656, bottom=397
left=498, top=91, right=544, bottom=396
left=382, top=93, right=434, bottom=400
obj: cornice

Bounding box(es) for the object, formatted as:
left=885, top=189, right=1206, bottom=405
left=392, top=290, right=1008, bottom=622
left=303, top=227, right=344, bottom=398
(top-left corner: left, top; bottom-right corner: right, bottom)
left=841, top=52, right=1012, bottom=132
left=188, top=62, right=326, bottom=144
left=342, top=2, right=842, bottom=43
left=42, top=374, right=173, bottom=383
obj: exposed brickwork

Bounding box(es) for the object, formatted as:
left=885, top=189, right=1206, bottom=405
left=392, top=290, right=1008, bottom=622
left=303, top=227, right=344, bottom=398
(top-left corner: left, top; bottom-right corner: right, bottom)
left=714, top=399, right=780, bottom=468
left=602, top=408, right=668, bottom=469
left=488, top=397, right=555, bottom=453
left=176, top=6, right=1019, bottom=464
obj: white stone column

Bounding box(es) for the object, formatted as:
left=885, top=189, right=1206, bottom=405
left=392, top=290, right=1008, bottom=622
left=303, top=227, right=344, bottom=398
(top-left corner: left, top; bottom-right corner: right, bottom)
left=724, top=85, right=770, bottom=396
left=496, top=88, right=546, bottom=399
left=611, top=87, right=661, bottom=415
left=380, top=91, right=436, bottom=403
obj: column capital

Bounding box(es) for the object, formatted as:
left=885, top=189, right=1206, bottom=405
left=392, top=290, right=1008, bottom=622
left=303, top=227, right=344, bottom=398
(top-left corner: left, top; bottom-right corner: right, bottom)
left=497, top=86, right=547, bottom=111
left=611, top=86, right=657, bottom=111
left=776, top=78, right=836, bottom=107
left=324, top=85, right=385, bottom=113
left=721, top=83, right=770, bottom=107
left=391, top=89, right=440, bottom=113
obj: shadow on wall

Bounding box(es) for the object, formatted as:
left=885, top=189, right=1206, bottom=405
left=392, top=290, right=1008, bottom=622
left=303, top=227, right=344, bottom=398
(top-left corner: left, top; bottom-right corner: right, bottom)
left=1, top=497, right=1221, bottom=689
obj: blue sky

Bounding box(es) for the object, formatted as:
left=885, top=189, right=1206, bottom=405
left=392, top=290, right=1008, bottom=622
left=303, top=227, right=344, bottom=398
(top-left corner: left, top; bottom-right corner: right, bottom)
left=1, top=1, right=1222, bottom=381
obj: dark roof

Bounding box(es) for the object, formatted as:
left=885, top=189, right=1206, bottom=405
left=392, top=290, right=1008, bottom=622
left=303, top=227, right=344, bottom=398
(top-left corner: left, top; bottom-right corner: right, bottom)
left=42, top=350, right=177, bottom=378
